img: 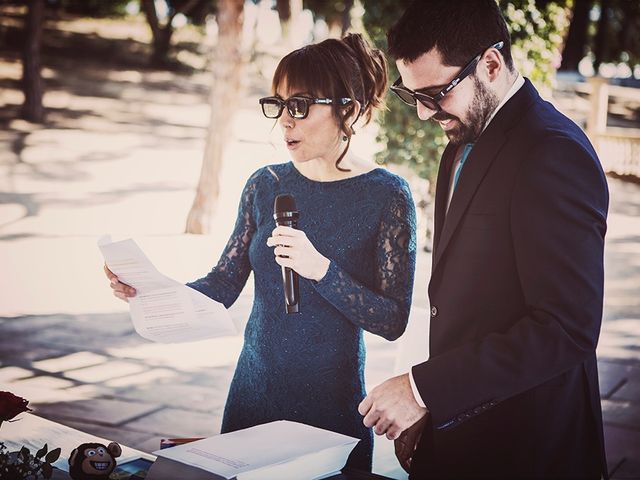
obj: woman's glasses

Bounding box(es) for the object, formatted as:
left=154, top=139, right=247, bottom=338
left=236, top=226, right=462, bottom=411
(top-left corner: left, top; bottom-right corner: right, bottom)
left=259, top=95, right=352, bottom=119
left=390, top=41, right=504, bottom=112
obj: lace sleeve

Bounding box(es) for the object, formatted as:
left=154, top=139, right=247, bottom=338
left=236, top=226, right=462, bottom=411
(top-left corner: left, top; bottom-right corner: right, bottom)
left=312, top=181, right=417, bottom=340
left=186, top=170, right=260, bottom=308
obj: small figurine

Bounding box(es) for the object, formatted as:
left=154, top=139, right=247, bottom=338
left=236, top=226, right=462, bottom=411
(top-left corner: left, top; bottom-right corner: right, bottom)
left=68, top=441, right=121, bottom=480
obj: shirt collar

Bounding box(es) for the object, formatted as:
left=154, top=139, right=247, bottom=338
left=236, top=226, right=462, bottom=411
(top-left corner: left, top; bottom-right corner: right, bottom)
left=482, top=74, right=525, bottom=133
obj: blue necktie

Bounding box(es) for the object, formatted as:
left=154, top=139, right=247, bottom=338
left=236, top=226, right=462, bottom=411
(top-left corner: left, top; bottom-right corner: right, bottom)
left=453, top=143, right=474, bottom=191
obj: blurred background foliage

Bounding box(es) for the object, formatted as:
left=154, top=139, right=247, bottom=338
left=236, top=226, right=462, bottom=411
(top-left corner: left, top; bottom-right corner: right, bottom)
left=560, top=0, right=640, bottom=73
left=361, top=0, right=573, bottom=186
left=6, top=0, right=640, bottom=231
left=361, top=0, right=443, bottom=185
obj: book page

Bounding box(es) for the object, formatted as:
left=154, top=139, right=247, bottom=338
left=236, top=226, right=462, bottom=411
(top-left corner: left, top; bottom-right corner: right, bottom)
left=153, top=421, right=359, bottom=479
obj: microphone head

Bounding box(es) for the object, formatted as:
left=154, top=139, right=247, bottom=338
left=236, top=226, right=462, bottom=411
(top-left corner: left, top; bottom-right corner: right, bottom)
left=274, top=194, right=297, bottom=214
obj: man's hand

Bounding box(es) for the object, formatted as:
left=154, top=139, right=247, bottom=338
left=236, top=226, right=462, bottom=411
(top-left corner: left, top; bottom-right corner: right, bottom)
left=358, top=373, right=428, bottom=441
left=394, top=416, right=427, bottom=472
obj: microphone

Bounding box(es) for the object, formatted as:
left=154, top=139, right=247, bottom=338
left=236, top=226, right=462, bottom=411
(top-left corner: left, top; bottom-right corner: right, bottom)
left=273, top=194, right=300, bottom=314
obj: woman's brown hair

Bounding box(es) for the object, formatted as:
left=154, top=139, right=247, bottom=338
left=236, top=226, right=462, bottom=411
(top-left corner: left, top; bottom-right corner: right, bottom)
left=271, top=33, right=388, bottom=171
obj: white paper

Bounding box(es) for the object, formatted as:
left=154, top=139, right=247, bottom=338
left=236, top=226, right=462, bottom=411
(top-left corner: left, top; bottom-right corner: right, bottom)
left=0, top=413, right=148, bottom=472
left=98, top=236, right=236, bottom=343
left=152, top=420, right=359, bottom=480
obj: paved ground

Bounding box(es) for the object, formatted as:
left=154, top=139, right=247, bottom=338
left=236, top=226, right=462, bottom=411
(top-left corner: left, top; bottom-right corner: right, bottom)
left=1, top=12, right=640, bottom=478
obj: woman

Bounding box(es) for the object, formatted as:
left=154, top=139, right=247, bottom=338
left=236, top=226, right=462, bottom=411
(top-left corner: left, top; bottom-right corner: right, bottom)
left=106, top=33, right=416, bottom=472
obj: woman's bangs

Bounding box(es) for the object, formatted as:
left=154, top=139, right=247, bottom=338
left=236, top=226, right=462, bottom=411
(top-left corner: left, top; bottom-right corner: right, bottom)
left=272, top=50, right=332, bottom=98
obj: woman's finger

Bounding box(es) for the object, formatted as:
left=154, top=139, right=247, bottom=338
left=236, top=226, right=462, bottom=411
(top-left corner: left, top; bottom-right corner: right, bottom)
left=274, top=246, right=294, bottom=258
left=272, top=226, right=301, bottom=237
left=274, top=256, right=294, bottom=269
left=266, top=236, right=289, bottom=247
left=268, top=236, right=298, bottom=248
left=113, top=291, right=129, bottom=303
left=111, top=280, right=136, bottom=297
left=104, top=264, right=116, bottom=280
left=267, top=236, right=292, bottom=247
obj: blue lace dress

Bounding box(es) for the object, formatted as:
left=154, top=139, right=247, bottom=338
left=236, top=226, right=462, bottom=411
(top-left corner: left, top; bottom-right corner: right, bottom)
left=188, top=162, right=416, bottom=471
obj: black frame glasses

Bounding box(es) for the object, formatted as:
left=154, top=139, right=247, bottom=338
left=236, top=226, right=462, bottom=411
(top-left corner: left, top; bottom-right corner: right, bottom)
left=390, top=41, right=504, bottom=112
left=259, top=95, right=352, bottom=120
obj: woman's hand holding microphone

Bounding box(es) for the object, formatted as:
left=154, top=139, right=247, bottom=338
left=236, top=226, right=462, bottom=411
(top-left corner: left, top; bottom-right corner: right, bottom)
left=267, top=226, right=330, bottom=282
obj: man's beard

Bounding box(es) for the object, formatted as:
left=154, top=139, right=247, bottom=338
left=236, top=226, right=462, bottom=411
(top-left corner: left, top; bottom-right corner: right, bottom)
left=433, top=75, right=500, bottom=145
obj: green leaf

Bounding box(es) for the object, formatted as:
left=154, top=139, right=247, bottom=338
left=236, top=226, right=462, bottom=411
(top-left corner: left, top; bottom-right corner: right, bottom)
left=42, top=462, right=53, bottom=478
left=45, top=447, right=61, bottom=464
left=36, top=443, right=48, bottom=459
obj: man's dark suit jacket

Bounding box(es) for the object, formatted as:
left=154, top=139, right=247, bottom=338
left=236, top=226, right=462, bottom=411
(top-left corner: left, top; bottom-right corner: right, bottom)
left=410, top=79, right=609, bottom=479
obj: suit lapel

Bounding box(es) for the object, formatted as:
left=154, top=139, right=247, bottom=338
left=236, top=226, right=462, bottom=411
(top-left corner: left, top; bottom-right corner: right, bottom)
left=431, top=78, right=539, bottom=273
left=432, top=128, right=507, bottom=271
left=432, top=144, right=455, bottom=259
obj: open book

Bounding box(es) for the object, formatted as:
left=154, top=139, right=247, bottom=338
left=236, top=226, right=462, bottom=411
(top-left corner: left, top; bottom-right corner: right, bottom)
left=149, top=420, right=359, bottom=480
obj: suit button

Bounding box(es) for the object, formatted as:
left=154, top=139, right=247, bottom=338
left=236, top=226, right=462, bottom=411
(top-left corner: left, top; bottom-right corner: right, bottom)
left=430, top=306, right=438, bottom=317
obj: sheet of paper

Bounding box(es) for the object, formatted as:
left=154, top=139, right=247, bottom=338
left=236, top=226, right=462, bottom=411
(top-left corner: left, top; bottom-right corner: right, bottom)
left=152, top=420, right=359, bottom=480
left=0, top=413, right=147, bottom=472
left=98, top=236, right=236, bottom=343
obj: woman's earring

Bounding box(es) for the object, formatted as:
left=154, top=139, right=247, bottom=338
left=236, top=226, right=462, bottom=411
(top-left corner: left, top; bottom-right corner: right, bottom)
left=342, top=134, right=348, bottom=142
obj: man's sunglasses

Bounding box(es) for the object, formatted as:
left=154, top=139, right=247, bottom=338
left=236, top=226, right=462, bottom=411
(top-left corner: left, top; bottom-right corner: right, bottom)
left=259, top=95, right=352, bottom=120
left=390, top=41, right=504, bottom=112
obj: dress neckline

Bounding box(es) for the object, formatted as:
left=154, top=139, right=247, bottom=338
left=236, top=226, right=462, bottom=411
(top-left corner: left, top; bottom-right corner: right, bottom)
left=288, top=162, right=383, bottom=185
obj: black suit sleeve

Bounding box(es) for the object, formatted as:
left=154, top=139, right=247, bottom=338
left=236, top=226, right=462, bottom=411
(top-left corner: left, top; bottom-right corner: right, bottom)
left=412, top=135, right=608, bottom=429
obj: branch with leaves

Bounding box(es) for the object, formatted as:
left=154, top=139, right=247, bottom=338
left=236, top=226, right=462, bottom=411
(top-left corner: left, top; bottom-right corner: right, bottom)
left=0, top=442, right=61, bottom=480
left=0, top=391, right=61, bottom=479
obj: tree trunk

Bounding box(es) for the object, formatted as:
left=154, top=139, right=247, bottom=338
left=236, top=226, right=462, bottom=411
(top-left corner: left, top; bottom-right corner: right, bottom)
left=185, top=0, right=244, bottom=234
left=142, top=0, right=200, bottom=67
left=341, top=0, right=354, bottom=36
left=141, top=0, right=172, bottom=67
left=592, top=0, right=610, bottom=74
left=151, top=27, right=174, bottom=66
left=276, top=0, right=291, bottom=23
left=22, top=0, right=45, bottom=123
left=559, top=0, right=592, bottom=72
left=276, top=0, right=304, bottom=46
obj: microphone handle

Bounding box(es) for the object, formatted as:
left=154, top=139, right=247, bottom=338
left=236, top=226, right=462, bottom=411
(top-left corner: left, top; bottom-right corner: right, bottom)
left=277, top=217, right=300, bottom=314
left=283, top=266, right=299, bottom=313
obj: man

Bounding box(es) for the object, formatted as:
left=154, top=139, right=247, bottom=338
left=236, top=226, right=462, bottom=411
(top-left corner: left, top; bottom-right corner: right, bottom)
left=358, top=1, right=609, bottom=478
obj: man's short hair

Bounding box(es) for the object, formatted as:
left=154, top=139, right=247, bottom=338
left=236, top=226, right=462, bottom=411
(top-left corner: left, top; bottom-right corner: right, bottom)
left=387, top=0, right=514, bottom=71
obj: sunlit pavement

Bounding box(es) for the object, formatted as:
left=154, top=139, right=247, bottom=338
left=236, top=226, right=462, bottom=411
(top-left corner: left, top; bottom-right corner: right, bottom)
left=1, top=68, right=639, bottom=479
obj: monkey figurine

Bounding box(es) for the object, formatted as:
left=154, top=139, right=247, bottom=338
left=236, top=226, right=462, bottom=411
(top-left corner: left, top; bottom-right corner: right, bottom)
left=68, top=441, right=121, bottom=480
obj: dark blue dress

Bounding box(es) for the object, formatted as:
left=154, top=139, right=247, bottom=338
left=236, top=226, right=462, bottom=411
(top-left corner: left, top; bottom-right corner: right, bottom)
left=188, top=162, right=416, bottom=471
